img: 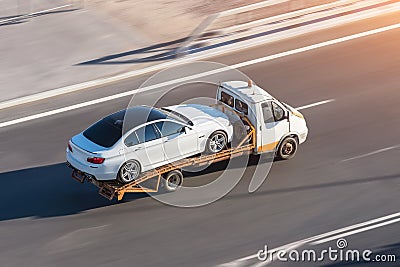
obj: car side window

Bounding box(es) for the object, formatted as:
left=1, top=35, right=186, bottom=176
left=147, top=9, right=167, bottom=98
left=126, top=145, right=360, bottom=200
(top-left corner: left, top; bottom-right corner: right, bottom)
left=235, top=99, right=248, bottom=115
left=155, top=121, right=184, bottom=137
left=124, top=132, right=139, bottom=147
left=220, top=91, right=234, bottom=107
left=262, top=102, right=274, bottom=123
left=135, top=124, right=159, bottom=143
left=272, top=102, right=285, bottom=121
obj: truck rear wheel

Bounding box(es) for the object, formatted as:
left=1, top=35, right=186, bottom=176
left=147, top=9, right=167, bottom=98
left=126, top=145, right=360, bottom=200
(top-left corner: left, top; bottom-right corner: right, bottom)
left=276, top=137, right=298, bottom=160
left=163, top=170, right=183, bottom=192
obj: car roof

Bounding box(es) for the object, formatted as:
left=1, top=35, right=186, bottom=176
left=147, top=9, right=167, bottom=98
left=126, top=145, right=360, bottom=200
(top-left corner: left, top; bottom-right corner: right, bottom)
left=109, top=105, right=168, bottom=131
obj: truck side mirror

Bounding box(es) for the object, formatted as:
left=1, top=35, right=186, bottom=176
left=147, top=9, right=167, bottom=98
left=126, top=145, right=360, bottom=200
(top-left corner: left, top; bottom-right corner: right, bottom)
left=284, top=110, right=290, bottom=121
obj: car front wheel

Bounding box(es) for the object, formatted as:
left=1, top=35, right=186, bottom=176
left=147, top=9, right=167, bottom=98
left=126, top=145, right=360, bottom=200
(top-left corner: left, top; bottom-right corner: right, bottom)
left=205, top=131, right=227, bottom=154
left=117, top=160, right=141, bottom=184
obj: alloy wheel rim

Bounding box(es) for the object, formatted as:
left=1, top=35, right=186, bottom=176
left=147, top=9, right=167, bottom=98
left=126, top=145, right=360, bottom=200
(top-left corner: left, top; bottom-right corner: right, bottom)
left=210, top=134, right=226, bottom=153
left=122, top=162, right=139, bottom=182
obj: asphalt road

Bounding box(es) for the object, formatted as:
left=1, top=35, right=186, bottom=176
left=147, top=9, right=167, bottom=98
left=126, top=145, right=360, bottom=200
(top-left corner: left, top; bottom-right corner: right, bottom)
left=0, top=13, right=399, bottom=267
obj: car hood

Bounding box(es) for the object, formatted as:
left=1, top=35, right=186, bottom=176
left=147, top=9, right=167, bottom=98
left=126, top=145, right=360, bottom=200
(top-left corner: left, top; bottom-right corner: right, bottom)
left=166, top=104, right=231, bottom=126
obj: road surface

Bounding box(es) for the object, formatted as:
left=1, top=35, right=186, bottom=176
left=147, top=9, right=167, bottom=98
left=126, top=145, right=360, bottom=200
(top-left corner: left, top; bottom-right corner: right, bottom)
left=0, top=12, right=399, bottom=267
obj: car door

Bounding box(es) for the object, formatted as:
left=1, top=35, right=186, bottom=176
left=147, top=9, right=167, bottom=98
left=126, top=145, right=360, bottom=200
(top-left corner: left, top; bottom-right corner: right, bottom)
left=260, top=101, right=290, bottom=152
left=155, top=121, right=199, bottom=162
left=124, top=124, right=165, bottom=169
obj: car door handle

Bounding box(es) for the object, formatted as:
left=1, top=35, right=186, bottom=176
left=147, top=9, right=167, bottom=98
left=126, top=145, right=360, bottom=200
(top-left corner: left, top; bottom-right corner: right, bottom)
left=134, top=147, right=143, bottom=151
left=199, top=135, right=205, bottom=138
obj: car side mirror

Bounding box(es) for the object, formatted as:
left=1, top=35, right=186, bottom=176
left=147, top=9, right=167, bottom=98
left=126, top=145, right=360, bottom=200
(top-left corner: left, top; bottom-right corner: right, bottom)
left=181, top=126, right=191, bottom=134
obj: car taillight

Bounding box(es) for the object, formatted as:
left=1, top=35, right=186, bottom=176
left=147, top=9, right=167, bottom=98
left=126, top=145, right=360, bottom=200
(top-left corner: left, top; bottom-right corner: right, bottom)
left=87, top=157, right=105, bottom=164
left=68, top=141, right=73, bottom=152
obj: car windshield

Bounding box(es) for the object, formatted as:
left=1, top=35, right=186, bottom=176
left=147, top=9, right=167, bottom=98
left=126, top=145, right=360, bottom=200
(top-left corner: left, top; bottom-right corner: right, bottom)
left=83, top=110, right=125, bottom=148
left=161, top=108, right=193, bottom=126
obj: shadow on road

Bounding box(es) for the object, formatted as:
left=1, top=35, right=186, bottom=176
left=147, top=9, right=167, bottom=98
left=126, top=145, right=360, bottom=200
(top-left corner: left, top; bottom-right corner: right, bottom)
left=183, top=154, right=267, bottom=178
left=76, top=37, right=187, bottom=65
left=0, top=155, right=265, bottom=221
left=226, top=173, right=400, bottom=201
left=0, top=163, right=147, bottom=221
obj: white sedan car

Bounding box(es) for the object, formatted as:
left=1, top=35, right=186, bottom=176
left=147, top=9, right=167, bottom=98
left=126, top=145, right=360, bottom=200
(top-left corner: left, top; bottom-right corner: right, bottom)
left=66, top=104, right=233, bottom=183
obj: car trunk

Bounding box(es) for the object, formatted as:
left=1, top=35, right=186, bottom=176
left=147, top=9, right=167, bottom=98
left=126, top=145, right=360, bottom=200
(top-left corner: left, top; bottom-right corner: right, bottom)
left=70, top=133, right=105, bottom=162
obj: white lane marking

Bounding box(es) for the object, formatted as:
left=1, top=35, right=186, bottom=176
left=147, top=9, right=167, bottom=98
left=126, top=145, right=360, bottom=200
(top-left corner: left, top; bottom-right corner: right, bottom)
left=341, top=145, right=400, bottom=162
left=295, top=99, right=335, bottom=110
left=0, top=5, right=398, bottom=110
left=0, top=24, right=399, bottom=129
left=312, top=217, right=400, bottom=245
left=217, top=211, right=400, bottom=266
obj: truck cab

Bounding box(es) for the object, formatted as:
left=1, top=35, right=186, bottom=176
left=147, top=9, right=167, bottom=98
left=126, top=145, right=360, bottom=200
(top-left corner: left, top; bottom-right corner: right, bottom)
left=217, top=80, right=308, bottom=158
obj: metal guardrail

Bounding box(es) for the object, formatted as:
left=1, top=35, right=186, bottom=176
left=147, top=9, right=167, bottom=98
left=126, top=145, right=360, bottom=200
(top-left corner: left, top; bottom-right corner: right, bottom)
left=222, top=0, right=362, bottom=33
left=218, top=0, right=393, bottom=41
left=219, top=0, right=293, bottom=16
left=174, top=0, right=293, bottom=56
left=0, top=4, right=72, bottom=24
left=0, top=0, right=82, bottom=25
left=175, top=0, right=396, bottom=56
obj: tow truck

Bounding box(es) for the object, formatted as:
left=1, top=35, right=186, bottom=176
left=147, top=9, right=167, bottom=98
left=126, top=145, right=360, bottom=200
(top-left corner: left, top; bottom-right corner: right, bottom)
left=69, top=80, right=308, bottom=201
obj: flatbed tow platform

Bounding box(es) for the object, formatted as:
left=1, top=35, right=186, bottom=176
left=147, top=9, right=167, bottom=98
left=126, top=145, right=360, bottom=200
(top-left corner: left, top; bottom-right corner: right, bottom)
left=70, top=118, right=255, bottom=201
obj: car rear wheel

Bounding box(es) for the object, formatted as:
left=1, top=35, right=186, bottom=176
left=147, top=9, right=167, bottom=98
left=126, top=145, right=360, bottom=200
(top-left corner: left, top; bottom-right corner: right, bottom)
left=118, top=160, right=141, bottom=184
left=276, top=137, right=298, bottom=160
left=205, top=131, right=227, bottom=154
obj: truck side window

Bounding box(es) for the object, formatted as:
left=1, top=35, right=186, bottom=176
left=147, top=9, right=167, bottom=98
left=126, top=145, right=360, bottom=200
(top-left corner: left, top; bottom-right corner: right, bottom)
left=262, top=102, right=274, bottom=123
left=220, top=91, right=234, bottom=107
left=235, top=99, right=248, bottom=115
left=272, top=102, right=285, bottom=121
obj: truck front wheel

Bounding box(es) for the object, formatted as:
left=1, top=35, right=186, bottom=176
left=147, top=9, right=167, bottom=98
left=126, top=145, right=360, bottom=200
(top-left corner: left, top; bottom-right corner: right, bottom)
left=276, top=137, right=298, bottom=160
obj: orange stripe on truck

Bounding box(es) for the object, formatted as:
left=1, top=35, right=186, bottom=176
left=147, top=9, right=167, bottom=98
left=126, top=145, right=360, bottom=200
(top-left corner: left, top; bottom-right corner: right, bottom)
left=258, top=141, right=279, bottom=152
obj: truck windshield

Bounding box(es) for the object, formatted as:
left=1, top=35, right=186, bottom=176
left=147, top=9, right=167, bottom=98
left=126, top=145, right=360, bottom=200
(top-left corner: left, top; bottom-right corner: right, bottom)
left=279, top=101, right=292, bottom=112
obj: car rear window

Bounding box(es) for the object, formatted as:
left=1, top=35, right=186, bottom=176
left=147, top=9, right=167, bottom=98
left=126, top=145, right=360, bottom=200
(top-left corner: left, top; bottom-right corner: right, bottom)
left=83, top=112, right=124, bottom=148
